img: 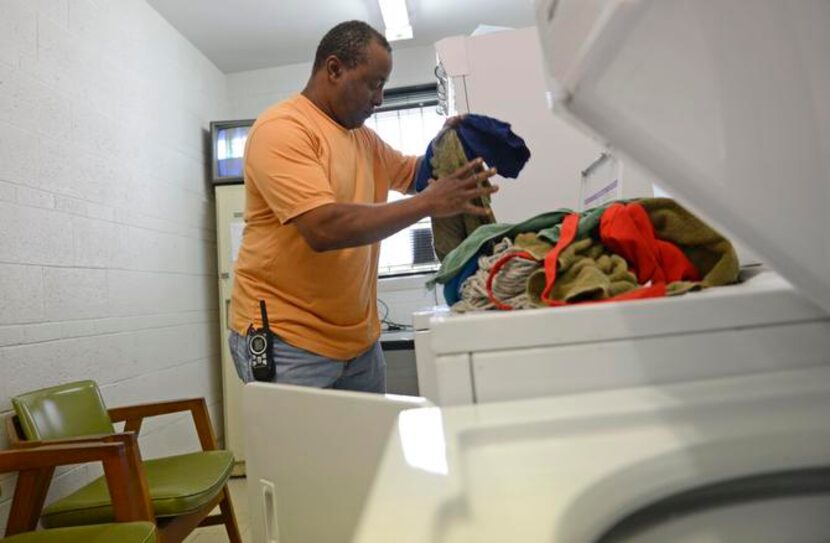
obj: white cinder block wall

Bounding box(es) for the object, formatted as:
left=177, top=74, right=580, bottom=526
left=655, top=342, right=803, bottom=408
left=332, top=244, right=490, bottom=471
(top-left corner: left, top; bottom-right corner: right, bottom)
left=0, top=0, right=228, bottom=530
left=227, top=45, right=438, bottom=119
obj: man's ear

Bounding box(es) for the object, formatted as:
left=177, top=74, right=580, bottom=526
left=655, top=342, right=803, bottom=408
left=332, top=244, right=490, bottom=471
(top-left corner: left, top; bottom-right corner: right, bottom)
left=325, top=55, right=344, bottom=82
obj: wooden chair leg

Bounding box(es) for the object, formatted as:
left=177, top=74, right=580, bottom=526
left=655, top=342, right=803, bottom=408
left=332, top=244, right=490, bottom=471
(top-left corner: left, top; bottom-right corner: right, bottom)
left=219, top=485, right=243, bottom=543
left=5, top=467, right=54, bottom=535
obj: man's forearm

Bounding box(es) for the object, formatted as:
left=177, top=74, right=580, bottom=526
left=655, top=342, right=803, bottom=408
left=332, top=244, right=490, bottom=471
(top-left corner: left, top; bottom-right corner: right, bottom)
left=295, top=194, right=433, bottom=252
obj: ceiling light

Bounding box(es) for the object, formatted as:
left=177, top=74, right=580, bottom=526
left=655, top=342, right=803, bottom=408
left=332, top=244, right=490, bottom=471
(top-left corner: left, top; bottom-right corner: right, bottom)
left=378, top=0, right=413, bottom=42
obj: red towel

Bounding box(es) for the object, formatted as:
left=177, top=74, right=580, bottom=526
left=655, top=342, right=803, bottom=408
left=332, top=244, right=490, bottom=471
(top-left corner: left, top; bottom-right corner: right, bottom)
left=536, top=211, right=668, bottom=307
left=600, top=202, right=700, bottom=284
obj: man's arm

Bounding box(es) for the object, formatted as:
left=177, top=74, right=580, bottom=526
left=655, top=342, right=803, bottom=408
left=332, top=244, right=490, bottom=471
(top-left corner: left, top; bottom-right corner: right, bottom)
left=293, top=159, right=497, bottom=252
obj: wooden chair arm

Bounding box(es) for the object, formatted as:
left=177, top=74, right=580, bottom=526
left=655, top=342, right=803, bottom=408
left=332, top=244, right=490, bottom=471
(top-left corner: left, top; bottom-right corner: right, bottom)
left=0, top=441, right=126, bottom=471
left=1, top=435, right=154, bottom=535
left=9, top=432, right=119, bottom=449
left=5, top=416, right=125, bottom=450
left=108, top=397, right=218, bottom=450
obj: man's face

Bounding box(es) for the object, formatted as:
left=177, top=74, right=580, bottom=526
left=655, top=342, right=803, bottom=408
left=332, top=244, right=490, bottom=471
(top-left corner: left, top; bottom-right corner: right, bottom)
left=330, top=40, right=392, bottom=129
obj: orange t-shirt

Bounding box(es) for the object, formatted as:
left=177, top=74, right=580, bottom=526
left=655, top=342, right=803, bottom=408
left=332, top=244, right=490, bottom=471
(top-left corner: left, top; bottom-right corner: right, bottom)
left=231, top=94, right=418, bottom=360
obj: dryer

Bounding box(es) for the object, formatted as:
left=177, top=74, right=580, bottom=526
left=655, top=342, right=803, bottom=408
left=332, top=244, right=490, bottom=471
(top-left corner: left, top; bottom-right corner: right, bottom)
left=354, top=366, right=830, bottom=542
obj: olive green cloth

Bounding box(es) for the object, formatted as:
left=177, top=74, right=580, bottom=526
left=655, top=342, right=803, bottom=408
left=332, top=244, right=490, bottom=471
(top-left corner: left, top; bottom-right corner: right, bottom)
left=428, top=129, right=497, bottom=261
left=523, top=237, right=640, bottom=305
left=513, top=232, right=553, bottom=259
left=640, top=198, right=740, bottom=291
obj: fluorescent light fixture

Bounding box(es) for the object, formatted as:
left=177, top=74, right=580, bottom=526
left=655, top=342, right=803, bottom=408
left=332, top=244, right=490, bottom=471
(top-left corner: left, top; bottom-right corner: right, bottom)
left=385, top=24, right=413, bottom=41
left=378, top=0, right=413, bottom=42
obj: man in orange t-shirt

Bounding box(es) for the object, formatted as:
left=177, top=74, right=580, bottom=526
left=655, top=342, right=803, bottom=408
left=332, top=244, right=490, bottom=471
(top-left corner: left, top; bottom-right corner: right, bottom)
left=229, top=20, right=498, bottom=392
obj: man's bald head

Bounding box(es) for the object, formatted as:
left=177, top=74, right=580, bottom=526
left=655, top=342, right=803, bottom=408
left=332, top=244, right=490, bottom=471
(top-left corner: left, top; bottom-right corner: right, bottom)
left=312, top=21, right=391, bottom=73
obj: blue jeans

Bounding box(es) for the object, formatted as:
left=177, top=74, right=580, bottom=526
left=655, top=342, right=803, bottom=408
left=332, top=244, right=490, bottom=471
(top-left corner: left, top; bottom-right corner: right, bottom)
left=228, top=331, right=386, bottom=393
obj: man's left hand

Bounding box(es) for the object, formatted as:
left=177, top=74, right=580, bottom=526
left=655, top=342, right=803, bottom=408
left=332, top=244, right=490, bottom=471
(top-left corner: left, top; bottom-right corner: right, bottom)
left=433, top=115, right=465, bottom=144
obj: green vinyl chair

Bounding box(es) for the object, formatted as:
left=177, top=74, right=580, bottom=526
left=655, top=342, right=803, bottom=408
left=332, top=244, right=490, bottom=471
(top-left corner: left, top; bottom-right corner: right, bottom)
left=0, top=437, right=156, bottom=542
left=6, top=381, right=241, bottom=543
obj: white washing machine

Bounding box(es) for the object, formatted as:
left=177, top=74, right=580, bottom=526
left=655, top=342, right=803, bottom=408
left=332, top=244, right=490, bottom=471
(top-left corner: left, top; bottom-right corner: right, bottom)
left=375, top=1, right=830, bottom=539
left=414, top=0, right=830, bottom=407
left=353, top=366, right=830, bottom=542
left=415, top=269, right=830, bottom=405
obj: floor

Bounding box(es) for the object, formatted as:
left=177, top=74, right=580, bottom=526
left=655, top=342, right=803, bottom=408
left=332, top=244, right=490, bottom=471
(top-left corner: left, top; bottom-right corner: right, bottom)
left=184, top=477, right=251, bottom=543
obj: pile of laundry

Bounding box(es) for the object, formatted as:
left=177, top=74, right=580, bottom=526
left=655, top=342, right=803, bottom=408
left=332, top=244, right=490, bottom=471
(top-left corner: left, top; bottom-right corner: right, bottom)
left=431, top=198, right=741, bottom=312
left=418, top=114, right=740, bottom=312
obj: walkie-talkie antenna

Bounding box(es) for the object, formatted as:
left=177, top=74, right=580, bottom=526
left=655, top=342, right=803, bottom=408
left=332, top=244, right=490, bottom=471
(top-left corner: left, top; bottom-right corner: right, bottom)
left=259, top=300, right=269, bottom=331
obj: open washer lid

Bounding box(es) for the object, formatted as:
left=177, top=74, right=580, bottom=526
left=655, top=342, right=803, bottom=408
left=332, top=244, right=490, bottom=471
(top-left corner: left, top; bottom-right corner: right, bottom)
left=535, top=0, right=830, bottom=314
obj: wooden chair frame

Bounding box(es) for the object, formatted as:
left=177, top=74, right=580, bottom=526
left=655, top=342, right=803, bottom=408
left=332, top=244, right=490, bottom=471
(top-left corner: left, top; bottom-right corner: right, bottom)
left=6, top=397, right=241, bottom=543
left=0, top=438, right=156, bottom=540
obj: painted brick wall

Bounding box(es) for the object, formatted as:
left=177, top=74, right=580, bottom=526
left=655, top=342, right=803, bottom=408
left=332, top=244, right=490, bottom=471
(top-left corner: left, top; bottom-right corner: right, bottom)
left=226, top=44, right=437, bottom=119
left=0, top=0, right=228, bottom=530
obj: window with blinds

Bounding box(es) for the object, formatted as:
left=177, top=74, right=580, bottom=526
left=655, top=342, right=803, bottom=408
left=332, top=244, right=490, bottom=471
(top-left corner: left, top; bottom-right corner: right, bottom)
left=366, top=85, right=445, bottom=277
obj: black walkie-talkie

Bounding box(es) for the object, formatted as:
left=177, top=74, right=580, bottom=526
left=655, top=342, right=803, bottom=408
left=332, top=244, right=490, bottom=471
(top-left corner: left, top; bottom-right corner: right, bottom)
left=247, top=300, right=275, bottom=382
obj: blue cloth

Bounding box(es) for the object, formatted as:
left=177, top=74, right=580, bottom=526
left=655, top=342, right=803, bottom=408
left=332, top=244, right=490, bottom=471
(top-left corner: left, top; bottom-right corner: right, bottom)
left=414, top=114, right=531, bottom=192
left=442, top=251, right=482, bottom=305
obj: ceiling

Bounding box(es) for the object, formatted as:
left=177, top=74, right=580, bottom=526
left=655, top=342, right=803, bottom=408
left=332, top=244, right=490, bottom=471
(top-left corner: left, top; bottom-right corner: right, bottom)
left=146, top=0, right=536, bottom=73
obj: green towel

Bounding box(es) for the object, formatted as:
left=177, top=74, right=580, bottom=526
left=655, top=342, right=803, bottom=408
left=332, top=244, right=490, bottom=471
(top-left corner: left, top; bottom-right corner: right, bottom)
left=427, top=210, right=571, bottom=288
left=535, top=202, right=611, bottom=245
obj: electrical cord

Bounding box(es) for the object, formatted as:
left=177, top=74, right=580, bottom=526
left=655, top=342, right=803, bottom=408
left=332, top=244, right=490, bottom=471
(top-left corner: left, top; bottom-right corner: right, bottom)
left=377, top=298, right=414, bottom=332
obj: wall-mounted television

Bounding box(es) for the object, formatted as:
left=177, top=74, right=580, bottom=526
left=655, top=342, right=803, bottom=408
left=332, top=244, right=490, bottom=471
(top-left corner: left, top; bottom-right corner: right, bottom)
left=210, top=119, right=255, bottom=185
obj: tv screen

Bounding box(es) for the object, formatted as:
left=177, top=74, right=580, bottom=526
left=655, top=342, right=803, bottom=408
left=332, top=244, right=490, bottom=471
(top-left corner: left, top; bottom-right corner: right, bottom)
left=210, top=119, right=254, bottom=185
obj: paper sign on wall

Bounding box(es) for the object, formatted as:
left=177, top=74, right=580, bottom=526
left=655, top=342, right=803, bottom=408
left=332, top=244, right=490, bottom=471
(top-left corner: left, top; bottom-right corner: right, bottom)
left=230, top=221, right=244, bottom=262
left=580, top=153, right=622, bottom=211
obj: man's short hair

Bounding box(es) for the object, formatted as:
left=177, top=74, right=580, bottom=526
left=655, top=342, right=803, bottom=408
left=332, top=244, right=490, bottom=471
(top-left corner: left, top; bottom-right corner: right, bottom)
left=312, top=21, right=391, bottom=72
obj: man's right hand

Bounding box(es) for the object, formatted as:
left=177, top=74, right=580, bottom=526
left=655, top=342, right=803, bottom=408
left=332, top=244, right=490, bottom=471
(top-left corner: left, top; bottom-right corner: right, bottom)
left=421, top=158, right=499, bottom=218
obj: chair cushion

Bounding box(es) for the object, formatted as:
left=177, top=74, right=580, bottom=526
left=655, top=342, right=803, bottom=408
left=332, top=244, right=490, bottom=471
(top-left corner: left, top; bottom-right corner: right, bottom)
left=41, top=450, right=233, bottom=528
left=2, top=522, right=155, bottom=543
left=12, top=381, right=114, bottom=441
